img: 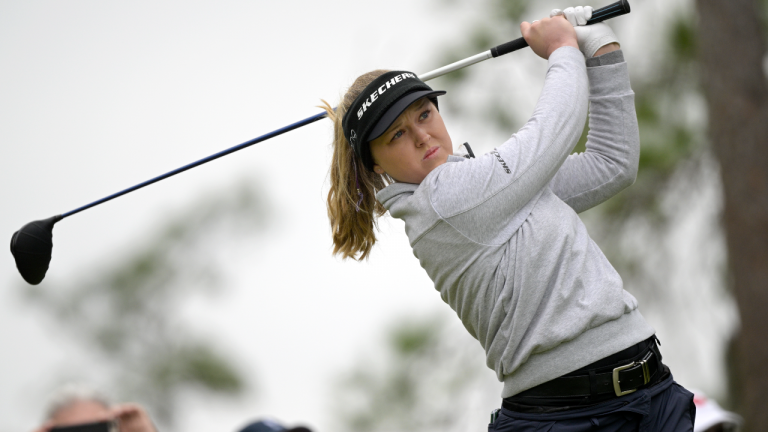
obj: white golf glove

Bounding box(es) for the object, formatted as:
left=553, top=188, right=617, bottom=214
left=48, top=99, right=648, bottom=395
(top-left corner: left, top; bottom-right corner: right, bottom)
left=550, top=6, right=619, bottom=57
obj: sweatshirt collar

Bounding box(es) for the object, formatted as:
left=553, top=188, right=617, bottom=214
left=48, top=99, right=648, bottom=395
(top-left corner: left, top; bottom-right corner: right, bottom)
left=376, top=156, right=466, bottom=208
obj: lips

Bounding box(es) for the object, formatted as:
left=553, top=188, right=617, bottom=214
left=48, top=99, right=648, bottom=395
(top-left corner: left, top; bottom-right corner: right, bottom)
left=423, top=146, right=440, bottom=161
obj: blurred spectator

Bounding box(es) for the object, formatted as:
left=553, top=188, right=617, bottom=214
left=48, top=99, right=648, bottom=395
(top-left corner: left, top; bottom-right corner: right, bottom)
left=33, top=384, right=157, bottom=432
left=237, top=419, right=312, bottom=432
left=693, top=389, right=742, bottom=432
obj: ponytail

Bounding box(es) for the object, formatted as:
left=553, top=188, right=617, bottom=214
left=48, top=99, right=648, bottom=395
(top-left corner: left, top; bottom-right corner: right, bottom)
left=322, top=70, right=391, bottom=260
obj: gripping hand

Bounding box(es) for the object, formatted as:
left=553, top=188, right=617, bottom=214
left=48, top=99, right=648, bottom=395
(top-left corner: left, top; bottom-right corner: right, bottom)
left=550, top=6, right=619, bottom=57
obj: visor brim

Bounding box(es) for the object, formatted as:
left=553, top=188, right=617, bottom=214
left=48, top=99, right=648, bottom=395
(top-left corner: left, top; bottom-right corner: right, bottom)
left=368, top=89, right=446, bottom=142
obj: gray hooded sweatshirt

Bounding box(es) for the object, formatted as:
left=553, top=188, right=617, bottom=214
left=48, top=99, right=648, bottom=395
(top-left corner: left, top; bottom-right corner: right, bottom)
left=376, top=47, right=655, bottom=398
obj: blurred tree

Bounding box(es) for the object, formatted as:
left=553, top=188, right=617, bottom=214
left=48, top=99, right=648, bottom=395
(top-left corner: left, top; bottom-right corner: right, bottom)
left=333, top=314, right=499, bottom=432
left=23, top=179, right=270, bottom=428
left=695, top=0, right=768, bottom=430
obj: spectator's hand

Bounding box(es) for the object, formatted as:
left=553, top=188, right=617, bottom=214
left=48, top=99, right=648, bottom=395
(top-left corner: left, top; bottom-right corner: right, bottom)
left=111, top=404, right=157, bottom=432
left=520, top=15, right=578, bottom=59
left=550, top=6, right=620, bottom=57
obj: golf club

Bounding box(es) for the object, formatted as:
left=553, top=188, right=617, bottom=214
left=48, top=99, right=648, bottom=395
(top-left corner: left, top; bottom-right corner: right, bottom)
left=10, top=0, right=631, bottom=285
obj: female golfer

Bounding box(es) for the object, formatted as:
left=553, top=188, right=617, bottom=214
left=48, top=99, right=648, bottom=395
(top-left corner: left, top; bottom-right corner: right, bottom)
left=322, top=7, right=694, bottom=431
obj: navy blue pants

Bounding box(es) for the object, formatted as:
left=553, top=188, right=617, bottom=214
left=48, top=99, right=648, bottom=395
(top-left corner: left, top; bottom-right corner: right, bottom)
left=489, top=375, right=695, bottom=432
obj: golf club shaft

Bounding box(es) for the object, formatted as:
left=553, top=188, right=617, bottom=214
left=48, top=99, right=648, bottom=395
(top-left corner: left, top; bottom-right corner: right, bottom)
left=419, top=0, right=630, bottom=80
left=61, top=113, right=327, bottom=218
left=60, top=0, right=629, bottom=220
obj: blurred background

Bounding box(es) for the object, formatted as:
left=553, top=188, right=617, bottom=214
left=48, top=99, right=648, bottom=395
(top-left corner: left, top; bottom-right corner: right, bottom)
left=1, top=0, right=765, bottom=431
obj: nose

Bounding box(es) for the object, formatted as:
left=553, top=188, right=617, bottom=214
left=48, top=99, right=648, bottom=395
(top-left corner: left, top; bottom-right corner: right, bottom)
left=414, top=125, right=430, bottom=147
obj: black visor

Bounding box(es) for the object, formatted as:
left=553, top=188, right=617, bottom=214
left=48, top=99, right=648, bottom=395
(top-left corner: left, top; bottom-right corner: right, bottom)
left=342, top=71, right=446, bottom=171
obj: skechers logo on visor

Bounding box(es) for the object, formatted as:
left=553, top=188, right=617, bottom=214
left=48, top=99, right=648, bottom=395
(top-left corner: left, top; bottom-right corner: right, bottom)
left=356, top=72, right=417, bottom=120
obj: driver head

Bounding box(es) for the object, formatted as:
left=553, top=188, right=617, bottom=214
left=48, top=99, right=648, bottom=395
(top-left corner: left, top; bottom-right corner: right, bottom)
left=10, top=214, right=61, bottom=285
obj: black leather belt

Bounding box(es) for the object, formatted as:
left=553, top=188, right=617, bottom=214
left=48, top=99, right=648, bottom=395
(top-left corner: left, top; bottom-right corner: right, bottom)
left=510, top=344, right=662, bottom=400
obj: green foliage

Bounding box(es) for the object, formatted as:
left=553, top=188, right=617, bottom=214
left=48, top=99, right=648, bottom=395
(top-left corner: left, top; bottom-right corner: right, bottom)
left=391, top=321, right=437, bottom=355
left=439, top=0, right=528, bottom=22
left=495, top=0, right=529, bottom=23
left=149, top=344, right=243, bottom=393
left=571, top=11, right=707, bottom=289
left=333, top=315, right=497, bottom=432
left=573, top=14, right=701, bottom=222
left=23, top=179, right=270, bottom=426
left=595, top=15, right=701, bottom=231
left=671, top=16, right=697, bottom=60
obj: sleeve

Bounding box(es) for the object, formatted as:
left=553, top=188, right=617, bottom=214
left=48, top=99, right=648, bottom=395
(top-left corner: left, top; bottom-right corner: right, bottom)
left=423, top=46, right=589, bottom=242
left=548, top=50, right=641, bottom=213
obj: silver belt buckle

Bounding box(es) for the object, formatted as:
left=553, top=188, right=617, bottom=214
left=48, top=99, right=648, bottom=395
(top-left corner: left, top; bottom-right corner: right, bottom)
left=613, top=361, right=637, bottom=397
left=638, top=351, right=652, bottom=383
left=613, top=351, right=654, bottom=397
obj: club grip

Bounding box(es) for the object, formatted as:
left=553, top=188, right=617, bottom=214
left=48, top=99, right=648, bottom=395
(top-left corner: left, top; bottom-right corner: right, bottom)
left=588, top=0, right=630, bottom=24
left=491, top=38, right=529, bottom=58
left=490, top=0, right=631, bottom=58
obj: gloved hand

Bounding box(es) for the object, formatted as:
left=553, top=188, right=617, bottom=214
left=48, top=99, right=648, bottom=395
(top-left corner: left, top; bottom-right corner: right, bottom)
left=550, top=6, right=619, bottom=57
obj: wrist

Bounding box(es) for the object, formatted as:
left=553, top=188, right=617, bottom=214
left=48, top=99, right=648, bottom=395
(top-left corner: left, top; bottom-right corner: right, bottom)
left=593, top=42, right=620, bottom=57
left=547, top=40, right=579, bottom=59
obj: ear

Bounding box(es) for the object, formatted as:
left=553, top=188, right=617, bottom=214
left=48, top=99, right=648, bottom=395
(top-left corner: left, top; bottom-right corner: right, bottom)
left=373, top=164, right=386, bottom=175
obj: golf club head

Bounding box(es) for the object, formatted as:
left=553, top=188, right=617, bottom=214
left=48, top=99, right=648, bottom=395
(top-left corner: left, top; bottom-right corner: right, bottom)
left=10, top=215, right=62, bottom=285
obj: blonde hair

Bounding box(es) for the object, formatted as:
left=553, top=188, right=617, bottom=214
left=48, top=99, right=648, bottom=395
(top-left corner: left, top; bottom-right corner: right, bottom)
left=321, top=70, right=393, bottom=260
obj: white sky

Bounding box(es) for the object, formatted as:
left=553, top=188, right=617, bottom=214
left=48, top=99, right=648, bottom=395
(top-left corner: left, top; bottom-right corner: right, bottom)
left=0, top=1, right=739, bottom=431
